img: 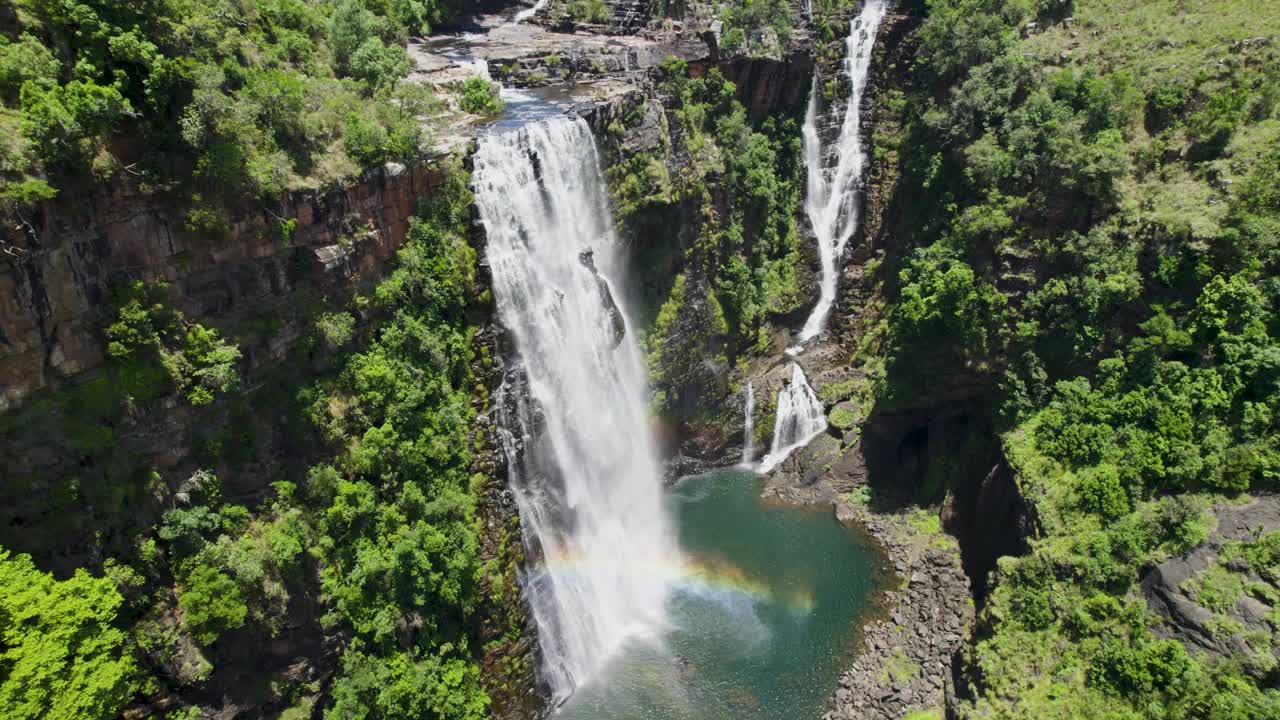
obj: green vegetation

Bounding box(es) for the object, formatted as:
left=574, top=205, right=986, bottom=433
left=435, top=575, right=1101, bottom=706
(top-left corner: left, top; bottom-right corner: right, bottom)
left=0, top=157, right=496, bottom=717
left=568, top=0, right=610, bottom=24
left=864, top=0, right=1280, bottom=716
left=459, top=76, right=504, bottom=116
left=613, top=59, right=806, bottom=425
left=0, top=550, right=142, bottom=720
left=0, top=0, right=456, bottom=203
left=548, top=0, right=610, bottom=25
left=106, top=281, right=242, bottom=406
left=719, top=0, right=794, bottom=57
left=299, top=164, right=490, bottom=719
left=878, top=647, right=921, bottom=684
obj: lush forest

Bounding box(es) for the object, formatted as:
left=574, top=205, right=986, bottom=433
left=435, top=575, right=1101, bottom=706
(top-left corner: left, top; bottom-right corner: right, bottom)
left=1, top=159, right=499, bottom=719
left=0, top=1, right=523, bottom=717
left=860, top=0, right=1280, bottom=716
left=0, top=0, right=466, bottom=211
left=3, top=0, right=1280, bottom=718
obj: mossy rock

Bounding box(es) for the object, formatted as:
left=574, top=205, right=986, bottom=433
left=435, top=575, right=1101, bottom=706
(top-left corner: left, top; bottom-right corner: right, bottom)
left=828, top=401, right=860, bottom=430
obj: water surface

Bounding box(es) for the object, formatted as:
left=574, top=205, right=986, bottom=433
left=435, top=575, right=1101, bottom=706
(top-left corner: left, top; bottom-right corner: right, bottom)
left=555, top=468, right=880, bottom=720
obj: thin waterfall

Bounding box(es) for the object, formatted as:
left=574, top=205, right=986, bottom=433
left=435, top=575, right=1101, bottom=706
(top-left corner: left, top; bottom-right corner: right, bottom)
left=513, top=0, right=549, bottom=23
left=794, top=0, right=889, bottom=346
left=474, top=117, right=679, bottom=702
left=758, top=364, right=828, bottom=474
left=741, top=382, right=756, bottom=466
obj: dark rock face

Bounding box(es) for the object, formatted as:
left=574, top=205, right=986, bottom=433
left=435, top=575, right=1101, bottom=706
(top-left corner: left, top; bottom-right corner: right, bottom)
left=579, top=248, right=628, bottom=347
left=860, top=407, right=1033, bottom=604
left=689, top=46, right=815, bottom=119
left=0, top=163, right=448, bottom=412
left=1140, top=496, right=1280, bottom=678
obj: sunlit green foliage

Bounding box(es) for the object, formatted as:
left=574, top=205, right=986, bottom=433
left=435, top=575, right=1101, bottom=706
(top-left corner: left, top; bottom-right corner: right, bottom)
left=327, top=647, right=487, bottom=720
left=106, top=281, right=242, bottom=406
left=876, top=0, right=1280, bottom=716
left=0, top=0, right=446, bottom=200
left=0, top=549, right=141, bottom=720
left=296, top=162, right=489, bottom=717
left=458, top=76, right=504, bottom=116
left=719, top=0, right=794, bottom=57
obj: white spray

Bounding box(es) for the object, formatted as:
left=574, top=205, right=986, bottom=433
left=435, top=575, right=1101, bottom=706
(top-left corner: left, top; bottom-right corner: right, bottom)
left=474, top=117, right=679, bottom=703
left=758, top=364, right=828, bottom=474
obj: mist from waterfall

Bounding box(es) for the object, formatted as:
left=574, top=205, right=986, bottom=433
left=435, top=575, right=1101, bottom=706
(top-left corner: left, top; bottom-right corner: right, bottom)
left=758, top=364, right=828, bottom=474
left=795, top=0, right=889, bottom=345
left=474, top=117, right=679, bottom=702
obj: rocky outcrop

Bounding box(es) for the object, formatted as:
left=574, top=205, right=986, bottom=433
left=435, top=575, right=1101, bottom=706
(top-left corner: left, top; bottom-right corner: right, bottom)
left=0, top=161, right=450, bottom=412
left=1140, top=496, right=1280, bottom=679
left=829, top=503, right=972, bottom=720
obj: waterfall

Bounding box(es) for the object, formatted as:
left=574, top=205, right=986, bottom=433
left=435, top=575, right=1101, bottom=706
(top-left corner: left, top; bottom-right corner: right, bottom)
left=741, top=382, right=756, bottom=466
left=474, top=117, right=678, bottom=702
left=758, top=364, right=828, bottom=474
left=513, top=0, right=549, bottom=23
left=794, top=0, right=889, bottom=346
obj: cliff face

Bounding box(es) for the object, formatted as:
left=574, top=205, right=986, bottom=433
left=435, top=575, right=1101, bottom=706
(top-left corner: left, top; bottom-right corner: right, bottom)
left=0, top=162, right=445, bottom=413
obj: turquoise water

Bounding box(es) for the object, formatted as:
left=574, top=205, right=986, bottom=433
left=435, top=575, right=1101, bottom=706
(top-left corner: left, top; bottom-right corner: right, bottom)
left=554, top=468, right=880, bottom=720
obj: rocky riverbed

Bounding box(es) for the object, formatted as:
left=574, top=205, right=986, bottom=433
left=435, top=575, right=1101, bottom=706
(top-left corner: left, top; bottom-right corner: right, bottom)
left=760, top=431, right=975, bottom=720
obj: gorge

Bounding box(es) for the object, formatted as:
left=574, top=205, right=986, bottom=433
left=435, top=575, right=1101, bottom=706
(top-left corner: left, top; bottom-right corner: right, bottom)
left=2, top=1, right=1280, bottom=720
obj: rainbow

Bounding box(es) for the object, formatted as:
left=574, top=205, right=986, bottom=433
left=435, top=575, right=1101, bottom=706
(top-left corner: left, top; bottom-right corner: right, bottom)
left=537, top=549, right=816, bottom=615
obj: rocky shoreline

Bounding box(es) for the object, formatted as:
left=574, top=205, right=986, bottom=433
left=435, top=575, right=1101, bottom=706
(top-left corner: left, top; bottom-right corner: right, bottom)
left=826, top=501, right=973, bottom=719
left=760, top=461, right=974, bottom=720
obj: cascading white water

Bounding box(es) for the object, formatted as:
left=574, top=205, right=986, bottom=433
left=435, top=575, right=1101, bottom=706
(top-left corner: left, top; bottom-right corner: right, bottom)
left=758, top=364, right=828, bottom=474
left=512, top=0, right=549, bottom=23
left=794, top=0, right=889, bottom=346
left=741, top=382, right=756, bottom=465
left=474, top=117, right=679, bottom=702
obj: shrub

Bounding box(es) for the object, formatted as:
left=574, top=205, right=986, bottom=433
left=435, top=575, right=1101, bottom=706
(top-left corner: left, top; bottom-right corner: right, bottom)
left=458, top=77, right=503, bottom=116
left=568, top=0, right=610, bottom=23
left=0, top=549, right=141, bottom=720
left=317, top=311, right=357, bottom=350
left=1077, top=465, right=1129, bottom=519
left=177, top=563, right=248, bottom=644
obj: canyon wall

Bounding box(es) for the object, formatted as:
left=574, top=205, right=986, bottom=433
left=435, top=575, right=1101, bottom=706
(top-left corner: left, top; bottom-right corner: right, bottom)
left=0, top=162, right=445, bottom=412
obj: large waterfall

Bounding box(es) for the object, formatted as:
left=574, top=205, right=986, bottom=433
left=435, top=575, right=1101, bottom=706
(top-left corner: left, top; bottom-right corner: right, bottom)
left=795, top=0, right=889, bottom=345
left=758, top=364, right=828, bottom=474
left=474, top=117, right=678, bottom=702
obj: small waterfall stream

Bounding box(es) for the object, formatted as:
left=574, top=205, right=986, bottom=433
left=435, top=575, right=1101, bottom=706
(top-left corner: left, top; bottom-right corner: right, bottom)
left=758, top=364, right=828, bottom=474
left=512, top=0, right=550, bottom=23
left=795, top=0, right=889, bottom=346
left=741, top=382, right=756, bottom=466
left=474, top=118, right=678, bottom=702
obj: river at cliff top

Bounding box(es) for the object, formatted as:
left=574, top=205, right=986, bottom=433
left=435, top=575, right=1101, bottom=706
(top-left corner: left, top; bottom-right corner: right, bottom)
left=553, top=467, right=880, bottom=720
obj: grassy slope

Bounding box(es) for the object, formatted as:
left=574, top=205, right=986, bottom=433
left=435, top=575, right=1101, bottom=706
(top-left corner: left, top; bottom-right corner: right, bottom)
left=971, top=2, right=1280, bottom=716
left=846, top=0, right=1280, bottom=716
